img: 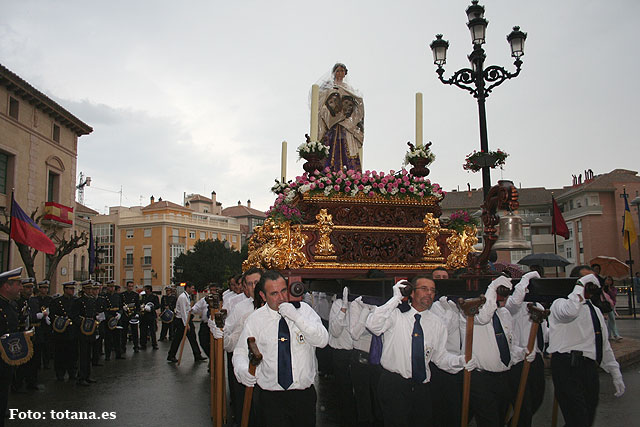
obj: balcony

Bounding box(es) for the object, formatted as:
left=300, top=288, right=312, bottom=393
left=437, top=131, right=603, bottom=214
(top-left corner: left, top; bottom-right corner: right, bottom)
left=141, top=256, right=152, bottom=266
left=563, top=204, right=603, bottom=221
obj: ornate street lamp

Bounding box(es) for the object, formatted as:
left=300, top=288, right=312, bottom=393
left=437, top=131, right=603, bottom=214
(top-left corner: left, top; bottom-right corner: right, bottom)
left=430, top=1, right=527, bottom=199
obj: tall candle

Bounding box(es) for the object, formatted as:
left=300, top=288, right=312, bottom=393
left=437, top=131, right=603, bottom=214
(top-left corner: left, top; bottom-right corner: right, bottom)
left=281, top=141, right=287, bottom=183
left=416, top=92, right=423, bottom=148
left=310, top=84, right=319, bottom=141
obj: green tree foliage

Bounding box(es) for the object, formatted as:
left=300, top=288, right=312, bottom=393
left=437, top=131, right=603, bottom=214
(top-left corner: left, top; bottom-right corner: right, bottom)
left=173, top=239, right=247, bottom=291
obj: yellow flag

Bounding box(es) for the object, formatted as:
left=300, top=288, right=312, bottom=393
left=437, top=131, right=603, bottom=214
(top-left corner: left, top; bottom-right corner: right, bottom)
left=623, top=197, right=637, bottom=250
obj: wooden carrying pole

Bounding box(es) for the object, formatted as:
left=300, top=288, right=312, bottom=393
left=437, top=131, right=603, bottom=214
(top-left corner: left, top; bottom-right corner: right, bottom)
left=511, top=304, right=549, bottom=427
left=241, top=337, right=263, bottom=427
left=176, top=312, right=192, bottom=366
left=214, top=309, right=227, bottom=427
left=458, top=296, right=486, bottom=427
left=206, top=293, right=221, bottom=422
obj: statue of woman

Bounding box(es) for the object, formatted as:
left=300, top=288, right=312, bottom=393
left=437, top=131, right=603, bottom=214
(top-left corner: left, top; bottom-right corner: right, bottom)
left=316, top=63, right=364, bottom=172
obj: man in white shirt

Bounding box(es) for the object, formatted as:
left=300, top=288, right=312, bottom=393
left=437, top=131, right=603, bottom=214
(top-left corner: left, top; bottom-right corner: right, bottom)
left=366, top=275, right=467, bottom=427
left=548, top=265, right=625, bottom=427
left=167, top=283, right=206, bottom=363
left=233, top=270, right=328, bottom=427
left=504, top=271, right=546, bottom=427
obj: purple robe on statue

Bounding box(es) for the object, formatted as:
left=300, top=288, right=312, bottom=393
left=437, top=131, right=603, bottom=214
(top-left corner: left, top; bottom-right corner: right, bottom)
left=322, top=123, right=361, bottom=172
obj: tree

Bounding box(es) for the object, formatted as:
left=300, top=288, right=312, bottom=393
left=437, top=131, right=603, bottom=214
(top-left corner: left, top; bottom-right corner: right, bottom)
left=173, top=239, right=246, bottom=291
left=0, top=207, right=88, bottom=282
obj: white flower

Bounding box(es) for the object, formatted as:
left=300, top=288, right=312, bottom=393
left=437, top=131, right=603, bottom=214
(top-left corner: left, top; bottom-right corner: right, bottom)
left=324, top=186, right=332, bottom=196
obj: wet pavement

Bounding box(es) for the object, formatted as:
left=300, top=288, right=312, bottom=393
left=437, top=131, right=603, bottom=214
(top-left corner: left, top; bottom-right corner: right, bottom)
left=6, top=321, right=640, bottom=426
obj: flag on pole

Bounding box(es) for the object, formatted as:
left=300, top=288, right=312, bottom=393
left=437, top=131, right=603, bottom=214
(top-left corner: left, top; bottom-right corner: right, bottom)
left=10, top=197, right=56, bottom=254
left=623, top=195, right=637, bottom=250
left=551, top=196, right=570, bottom=239
left=88, top=221, right=96, bottom=274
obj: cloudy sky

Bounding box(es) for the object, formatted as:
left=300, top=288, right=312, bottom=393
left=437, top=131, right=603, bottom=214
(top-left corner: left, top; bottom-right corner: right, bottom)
left=1, top=0, right=637, bottom=214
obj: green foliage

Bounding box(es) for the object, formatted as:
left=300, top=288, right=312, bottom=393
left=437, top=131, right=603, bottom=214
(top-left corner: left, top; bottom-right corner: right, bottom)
left=173, top=239, right=247, bottom=291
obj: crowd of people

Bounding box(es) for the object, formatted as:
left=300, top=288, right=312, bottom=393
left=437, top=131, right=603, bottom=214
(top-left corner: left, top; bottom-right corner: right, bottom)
left=0, top=263, right=628, bottom=427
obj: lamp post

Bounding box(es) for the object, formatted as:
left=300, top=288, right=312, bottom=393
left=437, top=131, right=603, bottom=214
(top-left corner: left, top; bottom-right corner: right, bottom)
left=430, top=1, right=527, bottom=199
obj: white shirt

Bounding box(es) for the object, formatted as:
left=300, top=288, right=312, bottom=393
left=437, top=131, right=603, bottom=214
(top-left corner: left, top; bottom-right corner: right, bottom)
left=175, top=291, right=192, bottom=326
left=504, top=282, right=548, bottom=363
left=190, top=297, right=209, bottom=319
left=224, top=297, right=255, bottom=353
left=225, top=292, right=247, bottom=314
left=312, top=292, right=332, bottom=321
left=366, top=297, right=464, bottom=381
left=548, top=285, right=620, bottom=375
left=328, top=299, right=353, bottom=350
left=233, top=302, right=329, bottom=391
left=430, top=300, right=463, bottom=354
left=348, top=300, right=373, bottom=352
left=223, top=290, right=241, bottom=309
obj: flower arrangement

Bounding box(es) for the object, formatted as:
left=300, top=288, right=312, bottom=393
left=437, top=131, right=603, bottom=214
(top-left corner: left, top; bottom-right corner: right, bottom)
left=446, top=210, right=479, bottom=234
left=463, top=149, right=508, bottom=172
left=404, top=141, right=435, bottom=167
left=265, top=193, right=303, bottom=224
left=297, top=140, right=329, bottom=160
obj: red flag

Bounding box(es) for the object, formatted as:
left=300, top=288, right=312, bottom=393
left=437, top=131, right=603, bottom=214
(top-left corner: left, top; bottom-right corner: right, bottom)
left=551, top=196, right=570, bottom=239
left=10, top=198, right=56, bottom=254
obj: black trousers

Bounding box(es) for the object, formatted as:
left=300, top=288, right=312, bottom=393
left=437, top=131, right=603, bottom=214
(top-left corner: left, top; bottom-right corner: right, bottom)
left=259, top=385, right=317, bottom=427
left=0, top=374, right=13, bottom=427
left=350, top=350, right=383, bottom=426
left=159, top=320, right=173, bottom=340
left=104, top=325, right=121, bottom=359
left=551, top=352, right=599, bottom=427
left=332, top=348, right=356, bottom=426
left=198, top=321, right=210, bottom=357
left=468, top=370, right=511, bottom=427
left=92, top=323, right=105, bottom=364
left=508, top=355, right=545, bottom=427
left=77, top=338, right=93, bottom=380
left=140, top=317, right=157, bottom=347
left=227, top=351, right=246, bottom=423
left=54, top=336, right=76, bottom=379
left=120, top=318, right=139, bottom=351
left=168, top=318, right=201, bottom=359
left=378, top=369, right=432, bottom=427
left=430, top=363, right=462, bottom=427
left=316, top=319, right=333, bottom=375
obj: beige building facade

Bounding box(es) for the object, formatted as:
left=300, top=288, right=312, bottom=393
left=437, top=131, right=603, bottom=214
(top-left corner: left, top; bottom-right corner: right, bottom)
left=0, top=63, right=92, bottom=292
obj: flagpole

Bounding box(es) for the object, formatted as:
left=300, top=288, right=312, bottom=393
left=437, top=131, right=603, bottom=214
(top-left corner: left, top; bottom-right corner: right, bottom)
left=622, top=189, right=637, bottom=319
left=552, top=195, right=559, bottom=277
left=7, top=190, right=14, bottom=269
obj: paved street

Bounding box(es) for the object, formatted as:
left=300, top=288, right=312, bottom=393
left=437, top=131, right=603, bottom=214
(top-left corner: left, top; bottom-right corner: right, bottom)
left=5, top=320, right=640, bottom=426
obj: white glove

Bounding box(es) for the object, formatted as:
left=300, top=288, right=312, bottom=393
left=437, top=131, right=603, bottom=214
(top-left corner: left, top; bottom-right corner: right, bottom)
left=464, top=357, right=478, bottom=371
left=524, top=349, right=536, bottom=363
left=45, top=316, right=51, bottom=326
left=517, top=271, right=540, bottom=289
left=36, top=312, right=44, bottom=320
left=438, top=296, right=458, bottom=312
left=488, top=276, right=513, bottom=291
left=278, top=302, right=301, bottom=324
left=612, top=372, right=625, bottom=397
left=144, top=303, right=153, bottom=312
left=115, top=313, right=121, bottom=321
left=207, top=318, right=224, bottom=339
left=342, top=287, right=349, bottom=309
left=578, top=274, right=600, bottom=288
left=354, top=296, right=365, bottom=308
left=96, top=312, right=106, bottom=322
left=392, top=280, right=409, bottom=299
left=236, top=368, right=257, bottom=387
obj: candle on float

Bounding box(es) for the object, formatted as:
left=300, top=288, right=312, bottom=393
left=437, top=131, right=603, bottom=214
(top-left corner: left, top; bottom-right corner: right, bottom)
left=416, top=92, right=423, bottom=148
left=281, top=141, right=287, bottom=183
left=310, top=84, right=319, bottom=141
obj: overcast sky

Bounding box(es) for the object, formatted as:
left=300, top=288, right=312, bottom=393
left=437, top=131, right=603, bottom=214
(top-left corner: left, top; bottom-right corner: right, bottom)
left=1, top=0, right=637, bottom=214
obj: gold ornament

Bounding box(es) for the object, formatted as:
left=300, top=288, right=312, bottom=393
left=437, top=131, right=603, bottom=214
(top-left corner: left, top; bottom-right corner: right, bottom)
left=314, top=209, right=336, bottom=260
left=422, top=213, right=442, bottom=258
left=446, top=225, right=478, bottom=269
left=243, top=218, right=308, bottom=271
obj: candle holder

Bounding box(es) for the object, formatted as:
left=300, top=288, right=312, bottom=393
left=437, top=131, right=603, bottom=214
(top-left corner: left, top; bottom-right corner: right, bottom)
left=298, top=134, right=329, bottom=174
left=404, top=141, right=434, bottom=177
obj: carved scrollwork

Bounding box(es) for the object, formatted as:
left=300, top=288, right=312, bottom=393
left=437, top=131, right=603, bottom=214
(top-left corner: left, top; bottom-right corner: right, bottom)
left=242, top=218, right=308, bottom=271
left=423, top=213, right=441, bottom=258
left=314, top=209, right=336, bottom=259
left=446, top=225, right=478, bottom=269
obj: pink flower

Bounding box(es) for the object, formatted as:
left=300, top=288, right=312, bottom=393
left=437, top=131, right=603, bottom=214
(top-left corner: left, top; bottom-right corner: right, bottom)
left=334, top=185, right=340, bottom=191
left=310, top=183, right=316, bottom=190
left=314, top=169, right=320, bottom=175
left=420, top=184, right=425, bottom=189
left=358, top=184, right=364, bottom=190
left=389, top=170, right=395, bottom=175
left=372, top=182, right=378, bottom=188
left=345, top=180, right=351, bottom=186
left=368, top=191, right=375, bottom=197
left=336, top=178, right=343, bottom=184
left=419, top=192, right=424, bottom=197
left=402, top=169, right=408, bottom=175
left=309, top=176, right=316, bottom=182
left=324, top=167, right=331, bottom=173
left=361, top=176, right=369, bottom=183
left=400, top=188, right=406, bottom=193
left=318, top=183, right=325, bottom=189
left=345, top=186, right=351, bottom=192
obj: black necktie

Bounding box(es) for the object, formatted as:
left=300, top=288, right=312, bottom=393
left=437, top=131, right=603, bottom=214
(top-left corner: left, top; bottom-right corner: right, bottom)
left=277, top=316, right=293, bottom=389
left=586, top=301, right=603, bottom=364
left=493, top=312, right=511, bottom=367
left=536, top=323, right=544, bottom=353
left=411, top=313, right=426, bottom=383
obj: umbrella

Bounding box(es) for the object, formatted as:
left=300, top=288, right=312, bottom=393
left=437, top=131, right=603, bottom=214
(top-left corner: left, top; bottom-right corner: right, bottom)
left=518, top=253, right=570, bottom=268
left=589, top=256, right=629, bottom=278
left=493, top=262, right=524, bottom=278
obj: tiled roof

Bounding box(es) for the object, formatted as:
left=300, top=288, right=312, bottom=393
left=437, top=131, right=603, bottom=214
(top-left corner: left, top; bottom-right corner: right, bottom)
left=75, top=202, right=99, bottom=215
left=187, top=194, right=212, bottom=203
left=0, top=62, right=92, bottom=136
left=222, top=205, right=266, bottom=218
left=142, top=200, right=192, bottom=212
left=556, top=169, right=640, bottom=200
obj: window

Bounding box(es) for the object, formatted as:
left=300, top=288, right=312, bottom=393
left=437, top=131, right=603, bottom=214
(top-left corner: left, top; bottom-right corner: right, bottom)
left=144, top=228, right=152, bottom=237
left=200, top=231, right=206, bottom=240
left=125, top=269, right=133, bottom=281
left=577, top=221, right=582, bottom=233
left=143, top=269, right=152, bottom=286
left=568, top=224, right=573, bottom=239
left=126, top=229, right=134, bottom=239
left=566, top=246, right=572, bottom=259
left=579, top=246, right=584, bottom=254
left=189, top=231, right=195, bottom=239
left=170, top=244, right=185, bottom=276
left=232, top=235, right=238, bottom=243
left=47, top=171, right=59, bottom=202
left=53, top=124, right=60, bottom=142
left=0, top=152, right=8, bottom=194
left=143, top=247, right=152, bottom=265
left=8, top=97, right=18, bottom=120
left=95, top=224, right=114, bottom=244
left=125, top=251, right=134, bottom=266
left=569, top=200, right=574, bottom=210
left=0, top=241, right=7, bottom=271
